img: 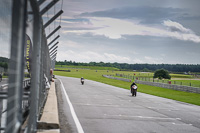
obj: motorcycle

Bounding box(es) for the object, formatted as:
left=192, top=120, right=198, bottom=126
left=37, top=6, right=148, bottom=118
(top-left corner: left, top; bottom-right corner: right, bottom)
left=131, top=85, right=137, bottom=96
left=81, top=78, right=84, bottom=85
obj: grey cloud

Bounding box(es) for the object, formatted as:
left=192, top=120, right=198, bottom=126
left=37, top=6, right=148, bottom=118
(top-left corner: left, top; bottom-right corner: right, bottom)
left=62, top=18, right=91, bottom=23
left=80, top=6, right=184, bottom=24
left=177, top=15, right=200, bottom=21
left=163, top=20, right=193, bottom=34
left=169, top=27, right=186, bottom=33
left=62, top=32, right=112, bottom=43
left=63, top=27, right=100, bottom=31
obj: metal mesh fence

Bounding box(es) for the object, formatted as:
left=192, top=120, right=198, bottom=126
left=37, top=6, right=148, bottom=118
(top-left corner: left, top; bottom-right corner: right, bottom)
left=0, top=1, right=12, bottom=132
left=0, top=0, right=63, bottom=132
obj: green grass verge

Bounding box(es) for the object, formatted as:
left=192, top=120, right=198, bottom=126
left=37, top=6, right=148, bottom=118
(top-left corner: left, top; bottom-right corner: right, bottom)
left=54, top=69, right=200, bottom=106
left=138, top=84, right=200, bottom=106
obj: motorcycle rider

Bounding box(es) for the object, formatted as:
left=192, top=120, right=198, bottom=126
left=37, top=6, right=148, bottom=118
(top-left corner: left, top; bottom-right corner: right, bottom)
left=81, top=77, right=84, bottom=85
left=130, top=82, right=137, bottom=96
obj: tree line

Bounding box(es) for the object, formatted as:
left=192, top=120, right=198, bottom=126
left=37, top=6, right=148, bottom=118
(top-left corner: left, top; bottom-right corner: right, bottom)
left=2, top=55, right=199, bottom=73
left=0, top=57, right=8, bottom=70
left=56, top=60, right=200, bottom=72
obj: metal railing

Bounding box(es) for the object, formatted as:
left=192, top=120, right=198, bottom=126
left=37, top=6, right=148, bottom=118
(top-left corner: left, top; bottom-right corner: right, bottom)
left=0, top=0, right=63, bottom=132
left=0, top=79, right=31, bottom=131
left=115, top=73, right=200, bottom=88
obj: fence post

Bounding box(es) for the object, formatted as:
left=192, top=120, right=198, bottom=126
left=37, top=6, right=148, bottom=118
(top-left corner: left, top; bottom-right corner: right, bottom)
left=27, top=0, right=41, bottom=132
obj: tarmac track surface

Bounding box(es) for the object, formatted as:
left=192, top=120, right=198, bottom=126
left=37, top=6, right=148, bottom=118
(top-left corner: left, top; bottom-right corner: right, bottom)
left=55, top=76, right=200, bottom=133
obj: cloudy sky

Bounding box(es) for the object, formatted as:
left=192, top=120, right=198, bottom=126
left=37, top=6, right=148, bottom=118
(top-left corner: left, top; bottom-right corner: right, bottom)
left=1, top=0, right=200, bottom=64
left=52, top=0, right=200, bottom=64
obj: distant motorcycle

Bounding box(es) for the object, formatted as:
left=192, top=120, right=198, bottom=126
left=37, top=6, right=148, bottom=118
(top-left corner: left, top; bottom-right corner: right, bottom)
left=81, top=77, right=84, bottom=85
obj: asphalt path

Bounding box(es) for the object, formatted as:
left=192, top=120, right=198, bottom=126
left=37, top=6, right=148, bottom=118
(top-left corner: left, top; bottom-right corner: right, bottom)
left=56, top=76, right=200, bottom=133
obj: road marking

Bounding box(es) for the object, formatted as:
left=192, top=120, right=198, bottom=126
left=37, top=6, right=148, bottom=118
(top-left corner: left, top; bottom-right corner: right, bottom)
left=73, top=102, right=119, bottom=107
left=0, top=84, right=8, bottom=89
left=147, top=107, right=179, bottom=111
left=104, top=114, right=181, bottom=120
left=172, top=123, right=192, bottom=126
left=59, top=79, right=84, bottom=133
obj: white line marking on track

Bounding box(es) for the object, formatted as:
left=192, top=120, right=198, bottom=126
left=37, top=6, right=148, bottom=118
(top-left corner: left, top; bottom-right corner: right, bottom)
left=105, top=114, right=181, bottom=120
left=172, top=123, right=192, bottom=126
left=73, top=103, right=119, bottom=107
left=59, top=79, right=84, bottom=133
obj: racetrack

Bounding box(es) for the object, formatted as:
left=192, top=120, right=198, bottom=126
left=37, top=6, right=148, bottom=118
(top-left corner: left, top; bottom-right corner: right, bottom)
left=56, top=76, right=200, bottom=133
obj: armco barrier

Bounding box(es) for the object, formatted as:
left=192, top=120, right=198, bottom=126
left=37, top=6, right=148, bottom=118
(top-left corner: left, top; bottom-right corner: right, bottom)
left=135, top=80, right=200, bottom=94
